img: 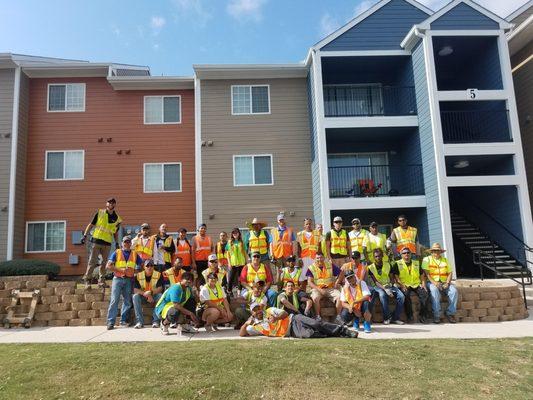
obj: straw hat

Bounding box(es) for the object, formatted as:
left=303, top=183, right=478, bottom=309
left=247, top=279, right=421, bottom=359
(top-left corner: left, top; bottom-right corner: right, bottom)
left=430, top=243, right=445, bottom=252
left=247, top=217, right=267, bottom=229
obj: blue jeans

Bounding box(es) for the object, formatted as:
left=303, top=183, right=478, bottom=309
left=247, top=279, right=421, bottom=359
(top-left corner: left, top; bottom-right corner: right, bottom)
left=428, top=283, right=458, bottom=319
left=340, top=301, right=370, bottom=324
left=106, top=276, right=133, bottom=325
left=371, top=286, right=405, bottom=321
left=132, top=293, right=162, bottom=325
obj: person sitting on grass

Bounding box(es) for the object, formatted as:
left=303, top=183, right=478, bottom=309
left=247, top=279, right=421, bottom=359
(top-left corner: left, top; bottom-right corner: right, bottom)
left=156, top=272, right=199, bottom=335
left=233, top=280, right=269, bottom=328
left=307, top=253, right=343, bottom=321
left=340, top=270, right=372, bottom=333
left=199, top=273, right=234, bottom=332
left=240, top=302, right=358, bottom=339
left=132, top=259, right=164, bottom=329
left=276, top=281, right=313, bottom=316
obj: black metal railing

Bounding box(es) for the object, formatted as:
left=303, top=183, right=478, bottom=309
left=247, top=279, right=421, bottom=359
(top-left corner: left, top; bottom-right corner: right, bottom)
left=323, top=85, right=417, bottom=117
left=441, top=109, right=512, bottom=143
left=328, top=164, right=424, bottom=198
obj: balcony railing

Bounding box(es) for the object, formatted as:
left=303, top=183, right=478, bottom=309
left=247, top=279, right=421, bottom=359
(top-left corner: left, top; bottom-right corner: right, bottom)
left=323, top=85, right=417, bottom=117
left=441, top=110, right=512, bottom=143
left=328, top=165, right=424, bottom=198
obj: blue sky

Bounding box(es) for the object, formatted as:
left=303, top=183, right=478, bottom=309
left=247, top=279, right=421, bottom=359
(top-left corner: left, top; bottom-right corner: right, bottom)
left=1, top=0, right=528, bottom=76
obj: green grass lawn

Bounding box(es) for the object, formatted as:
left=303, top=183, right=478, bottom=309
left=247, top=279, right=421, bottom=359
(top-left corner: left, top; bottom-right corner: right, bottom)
left=0, top=338, right=531, bottom=400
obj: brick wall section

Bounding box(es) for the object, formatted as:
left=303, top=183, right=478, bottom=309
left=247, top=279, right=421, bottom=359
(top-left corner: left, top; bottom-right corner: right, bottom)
left=0, top=277, right=528, bottom=326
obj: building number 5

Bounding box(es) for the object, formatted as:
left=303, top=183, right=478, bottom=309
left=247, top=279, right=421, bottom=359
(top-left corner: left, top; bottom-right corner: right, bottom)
left=467, top=88, right=478, bottom=99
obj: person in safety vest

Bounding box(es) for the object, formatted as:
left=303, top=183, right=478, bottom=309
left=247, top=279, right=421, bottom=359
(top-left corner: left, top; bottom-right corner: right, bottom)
left=132, top=223, right=154, bottom=263
left=297, top=218, right=321, bottom=285
left=216, top=231, right=229, bottom=271
left=163, top=256, right=184, bottom=290
left=175, top=228, right=193, bottom=272
left=132, top=259, right=164, bottom=329
left=277, top=255, right=302, bottom=291
left=367, top=248, right=405, bottom=325
left=81, top=197, right=122, bottom=288
left=349, top=218, right=369, bottom=263
left=105, top=235, right=142, bottom=330
left=326, top=216, right=350, bottom=268
left=307, top=253, right=343, bottom=319
left=246, top=217, right=271, bottom=268
left=421, top=243, right=458, bottom=324
left=363, top=222, right=391, bottom=264
left=315, top=223, right=327, bottom=257
left=226, top=227, right=248, bottom=297
left=276, top=281, right=313, bottom=316
left=192, top=223, right=214, bottom=287
left=201, top=254, right=227, bottom=287
left=152, top=223, right=175, bottom=273
left=389, top=214, right=419, bottom=258
left=340, top=251, right=367, bottom=287
left=233, top=280, right=269, bottom=328
left=156, top=271, right=199, bottom=335
left=239, top=302, right=358, bottom=339
left=240, top=252, right=277, bottom=306
left=340, top=270, right=372, bottom=333
left=270, top=214, right=297, bottom=280
left=199, top=272, right=234, bottom=332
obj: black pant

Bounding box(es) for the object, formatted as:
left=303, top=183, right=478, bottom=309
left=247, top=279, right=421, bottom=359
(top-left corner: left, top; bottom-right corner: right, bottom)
left=227, top=266, right=244, bottom=293
left=289, top=314, right=344, bottom=338
left=402, top=286, right=430, bottom=320
left=164, top=296, right=197, bottom=324
left=196, top=261, right=208, bottom=285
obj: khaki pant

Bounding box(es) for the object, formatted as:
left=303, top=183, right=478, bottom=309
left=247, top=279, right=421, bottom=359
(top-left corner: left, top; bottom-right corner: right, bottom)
left=84, top=242, right=111, bottom=282
left=311, top=288, right=340, bottom=303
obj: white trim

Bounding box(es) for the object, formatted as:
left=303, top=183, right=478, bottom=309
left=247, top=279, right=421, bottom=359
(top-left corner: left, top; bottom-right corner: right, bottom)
left=443, top=142, right=518, bottom=156
left=143, top=95, right=182, bottom=125
left=445, top=175, right=521, bottom=187
left=429, top=30, right=500, bottom=36
left=437, top=90, right=508, bottom=101
left=46, top=83, right=86, bottom=112
left=143, top=162, right=183, bottom=193
left=44, top=150, right=85, bottom=181
left=324, top=116, right=418, bottom=129
left=512, top=54, right=533, bottom=73
left=320, top=50, right=411, bottom=57
left=330, top=195, right=427, bottom=210
left=24, top=220, right=67, bottom=254
left=418, top=0, right=512, bottom=31
left=506, top=0, right=533, bottom=22
left=194, top=77, right=203, bottom=227
left=232, top=154, right=274, bottom=187
left=230, top=85, right=271, bottom=116
left=6, top=67, right=20, bottom=260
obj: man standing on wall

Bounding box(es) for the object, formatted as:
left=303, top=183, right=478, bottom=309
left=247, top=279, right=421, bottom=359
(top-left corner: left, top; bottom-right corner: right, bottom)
left=152, top=223, right=175, bottom=273
left=81, top=198, right=122, bottom=289
left=325, top=216, right=350, bottom=268
left=348, top=218, right=369, bottom=264
left=246, top=218, right=271, bottom=269
left=270, top=214, right=297, bottom=281
left=132, top=223, right=153, bottom=263
left=389, top=215, right=419, bottom=258
left=192, top=224, right=214, bottom=287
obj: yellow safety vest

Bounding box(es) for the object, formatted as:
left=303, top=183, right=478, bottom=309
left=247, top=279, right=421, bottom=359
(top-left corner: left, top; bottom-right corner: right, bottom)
left=205, top=283, right=225, bottom=308
left=297, top=230, right=320, bottom=259
left=134, top=236, right=154, bottom=258
left=156, top=284, right=191, bottom=319
left=202, top=267, right=226, bottom=286
left=216, top=241, right=229, bottom=267
left=349, top=229, right=368, bottom=254
left=330, top=229, right=348, bottom=256
left=309, top=262, right=335, bottom=288
left=343, top=284, right=364, bottom=311
left=136, top=270, right=161, bottom=292
left=245, top=263, right=268, bottom=285
left=248, top=230, right=268, bottom=255
left=365, top=233, right=389, bottom=263
left=163, top=268, right=183, bottom=286
left=393, top=226, right=417, bottom=254
left=422, top=256, right=451, bottom=283
left=396, top=259, right=421, bottom=288
left=280, top=267, right=301, bottom=285
left=152, top=235, right=174, bottom=264
left=253, top=308, right=290, bottom=337
left=277, top=291, right=299, bottom=310
left=114, top=249, right=137, bottom=278
left=368, top=262, right=391, bottom=286
left=228, top=240, right=246, bottom=266
left=92, top=209, right=122, bottom=244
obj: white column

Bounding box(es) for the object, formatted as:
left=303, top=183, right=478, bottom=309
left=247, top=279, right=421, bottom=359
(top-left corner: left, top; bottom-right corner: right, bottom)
left=194, top=76, right=203, bottom=227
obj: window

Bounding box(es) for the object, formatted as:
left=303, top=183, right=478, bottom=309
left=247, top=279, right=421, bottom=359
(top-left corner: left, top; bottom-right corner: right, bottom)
left=48, top=83, right=85, bottom=112
left=233, top=155, right=273, bottom=186
left=45, top=150, right=84, bottom=180
left=231, top=85, right=270, bottom=115
left=144, top=96, right=181, bottom=124
left=144, top=163, right=182, bottom=192
left=26, top=221, right=66, bottom=253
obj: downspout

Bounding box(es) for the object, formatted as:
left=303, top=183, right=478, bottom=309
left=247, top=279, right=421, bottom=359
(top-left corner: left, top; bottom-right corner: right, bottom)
left=7, top=66, right=21, bottom=260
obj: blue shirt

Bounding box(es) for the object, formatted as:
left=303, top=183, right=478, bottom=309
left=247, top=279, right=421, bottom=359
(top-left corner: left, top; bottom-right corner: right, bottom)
left=276, top=225, right=296, bottom=241
left=155, top=283, right=191, bottom=316
left=108, top=249, right=143, bottom=267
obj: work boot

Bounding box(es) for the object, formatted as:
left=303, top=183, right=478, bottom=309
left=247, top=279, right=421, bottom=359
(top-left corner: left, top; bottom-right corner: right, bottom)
left=446, top=314, right=457, bottom=324
left=161, top=324, right=170, bottom=336
left=433, top=317, right=441, bottom=324
left=106, top=324, right=114, bottom=330
left=341, top=326, right=358, bottom=338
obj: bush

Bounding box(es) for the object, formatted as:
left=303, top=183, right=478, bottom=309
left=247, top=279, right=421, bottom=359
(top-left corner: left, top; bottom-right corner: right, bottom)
left=0, top=259, right=60, bottom=278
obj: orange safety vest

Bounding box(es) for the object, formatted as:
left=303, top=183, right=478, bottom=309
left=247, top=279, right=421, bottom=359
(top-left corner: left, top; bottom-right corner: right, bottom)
left=114, top=249, right=137, bottom=278
left=297, top=230, right=320, bottom=259
left=216, top=241, right=229, bottom=267
left=176, top=239, right=192, bottom=266
left=342, top=262, right=366, bottom=281
left=343, top=284, right=364, bottom=312
left=393, top=226, right=417, bottom=254
left=271, top=227, right=294, bottom=259
left=134, top=236, right=154, bottom=260
left=245, top=263, right=268, bottom=286
left=163, top=268, right=183, bottom=285
left=136, top=270, right=161, bottom=292
left=193, top=235, right=212, bottom=261
left=254, top=308, right=290, bottom=337
left=309, top=262, right=335, bottom=288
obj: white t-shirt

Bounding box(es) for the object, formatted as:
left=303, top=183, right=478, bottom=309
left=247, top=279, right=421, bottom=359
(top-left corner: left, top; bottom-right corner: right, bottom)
left=340, top=281, right=371, bottom=302
left=199, top=285, right=227, bottom=303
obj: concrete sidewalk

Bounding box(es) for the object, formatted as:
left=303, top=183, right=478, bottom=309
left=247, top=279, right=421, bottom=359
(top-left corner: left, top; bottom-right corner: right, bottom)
left=0, top=312, right=531, bottom=343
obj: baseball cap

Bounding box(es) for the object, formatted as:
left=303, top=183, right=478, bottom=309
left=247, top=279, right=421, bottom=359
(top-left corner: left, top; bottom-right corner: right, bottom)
left=250, top=302, right=261, bottom=311
left=333, top=216, right=343, bottom=223
left=286, top=255, right=296, bottom=262
left=106, top=197, right=116, bottom=204
left=344, top=270, right=355, bottom=279
left=401, top=248, right=412, bottom=254
left=369, top=221, right=378, bottom=227
left=277, top=214, right=285, bottom=221
left=351, top=251, right=361, bottom=259
left=122, top=235, right=132, bottom=242
left=351, top=218, right=361, bottom=224
left=207, top=254, right=218, bottom=262
left=141, top=223, right=150, bottom=229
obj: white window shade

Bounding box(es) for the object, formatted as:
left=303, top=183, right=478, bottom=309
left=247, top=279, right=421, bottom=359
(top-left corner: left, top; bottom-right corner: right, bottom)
left=145, top=164, right=163, bottom=191
left=145, top=97, right=163, bottom=124
left=234, top=156, right=254, bottom=185
left=64, top=151, right=84, bottom=179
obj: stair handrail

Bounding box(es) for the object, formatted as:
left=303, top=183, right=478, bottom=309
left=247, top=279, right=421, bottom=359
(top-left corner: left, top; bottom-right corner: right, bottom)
left=473, top=249, right=530, bottom=309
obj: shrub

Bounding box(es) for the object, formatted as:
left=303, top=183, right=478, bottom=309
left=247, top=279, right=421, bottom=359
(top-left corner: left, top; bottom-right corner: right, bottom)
left=0, top=259, right=60, bottom=278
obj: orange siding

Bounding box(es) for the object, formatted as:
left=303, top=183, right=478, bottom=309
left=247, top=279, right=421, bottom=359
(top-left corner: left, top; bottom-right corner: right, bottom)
left=23, top=77, right=195, bottom=275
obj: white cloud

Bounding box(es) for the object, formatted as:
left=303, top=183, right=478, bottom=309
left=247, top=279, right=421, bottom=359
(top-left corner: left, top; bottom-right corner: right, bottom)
left=354, top=0, right=378, bottom=17
left=151, top=16, right=166, bottom=29
left=153, top=43, right=160, bottom=51
left=172, top=0, right=212, bottom=27
left=227, top=0, right=267, bottom=22
left=319, top=13, right=341, bottom=37
left=110, top=24, right=121, bottom=37
left=419, top=0, right=528, bottom=17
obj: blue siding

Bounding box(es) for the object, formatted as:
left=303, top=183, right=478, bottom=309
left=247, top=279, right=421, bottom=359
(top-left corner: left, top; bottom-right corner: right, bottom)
left=411, top=41, right=443, bottom=245
left=321, top=0, right=429, bottom=51
left=308, top=65, right=322, bottom=224
left=431, top=3, right=499, bottom=30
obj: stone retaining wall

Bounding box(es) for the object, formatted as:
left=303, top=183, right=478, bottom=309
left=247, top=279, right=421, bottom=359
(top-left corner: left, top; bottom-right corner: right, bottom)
left=0, top=276, right=528, bottom=327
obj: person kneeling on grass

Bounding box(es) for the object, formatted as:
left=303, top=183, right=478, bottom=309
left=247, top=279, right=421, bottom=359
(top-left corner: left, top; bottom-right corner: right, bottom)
left=133, top=259, right=164, bottom=329
left=340, top=270, right=372, bottom=333
left=240, top=303, right=358, bottom=339
left=277, top=281, right=313, bottom=316
left=156, top=272, right=199, bottom=335
left=199, top=273, right=234, bottom=332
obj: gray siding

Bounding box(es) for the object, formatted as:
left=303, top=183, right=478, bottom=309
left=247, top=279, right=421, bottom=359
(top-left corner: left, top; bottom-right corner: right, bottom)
left=200, top=78, right=313, bottom=232
left=0, top=69, right=14, bottom=261
left=431, top=3, right=499, bottom=30
left=308, top=65, right=322, bottom=224
left=321, top=0, right=429, bottom=51
left=510, top=5, right=532, bottom=26
left=411, top=41, right=442, bottom=245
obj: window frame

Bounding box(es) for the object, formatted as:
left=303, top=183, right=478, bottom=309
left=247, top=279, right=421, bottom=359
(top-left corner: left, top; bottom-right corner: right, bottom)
left=47, top=83, right=86, bottom=112
left=231, top=85, right=271, bottom=116
left=25, top=220, right=67, bottom=253
left=232, top=154, right=274, bottom=187
left=143, top=162, right=183, bottom=193
left=143, top=95, right=182, bottom=125
left=44, top=150, right=85, bottom=181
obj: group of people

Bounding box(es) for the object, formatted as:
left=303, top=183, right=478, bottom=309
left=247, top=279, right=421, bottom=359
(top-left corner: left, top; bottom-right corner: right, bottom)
left=83, top=198, right=459, bottom=338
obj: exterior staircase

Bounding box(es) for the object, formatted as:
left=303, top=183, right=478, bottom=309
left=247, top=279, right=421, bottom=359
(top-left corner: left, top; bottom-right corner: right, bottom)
left=450, top=211, right=532, bottom=284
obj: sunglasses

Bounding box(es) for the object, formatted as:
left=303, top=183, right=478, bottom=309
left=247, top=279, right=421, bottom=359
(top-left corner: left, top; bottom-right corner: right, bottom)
left=398, top=219, right=406, bottom=222
left=145, top=265, right=154, bottom=268
left=209, top=260, right=218, bottom=263
left=252, top=255, right=260, bottom=258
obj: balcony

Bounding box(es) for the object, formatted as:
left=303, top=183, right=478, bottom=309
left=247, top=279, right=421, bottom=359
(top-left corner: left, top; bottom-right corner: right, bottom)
left=323, top=85, right=417, bottom=118
left=328, top=164, right=424, bottom=198
left=441, top=109, right=511, bottom=144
